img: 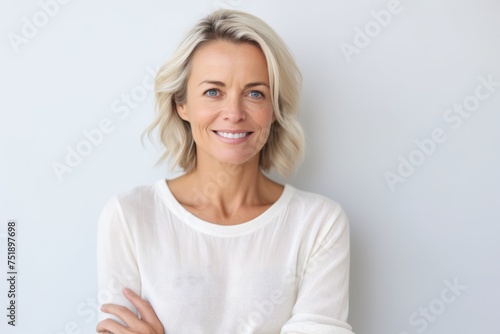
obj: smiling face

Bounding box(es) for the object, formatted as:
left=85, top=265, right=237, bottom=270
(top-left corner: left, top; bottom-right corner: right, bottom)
left=176, top=40, right=274, bottom=169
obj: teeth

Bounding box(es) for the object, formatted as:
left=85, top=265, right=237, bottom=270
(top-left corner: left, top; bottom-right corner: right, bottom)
left=216, top=132, right=249, bottom=139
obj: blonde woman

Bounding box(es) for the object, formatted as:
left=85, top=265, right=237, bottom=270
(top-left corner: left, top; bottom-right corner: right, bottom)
left=97, top=9, right=354, bottom=334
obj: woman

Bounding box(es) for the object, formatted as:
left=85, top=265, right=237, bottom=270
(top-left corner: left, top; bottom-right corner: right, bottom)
left=96, top=9, right=354, bottom=334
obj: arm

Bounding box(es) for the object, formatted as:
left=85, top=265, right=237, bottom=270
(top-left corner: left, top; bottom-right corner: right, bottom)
left=281, top=207, right=355, bottom=334
left=96, top=196, right=142, bottom=322
left=96, top=196, right=164, bottom=333
left=97, top=288, right=164, bottom=334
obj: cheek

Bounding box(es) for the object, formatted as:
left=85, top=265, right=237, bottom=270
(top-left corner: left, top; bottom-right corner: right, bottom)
left=187, top=108, right=218, bottom=141
left=183, top=102, right=217, bottom=124
left=256, top=106, right=275, bottom=127
left=255, top=113, right=275, bottom=146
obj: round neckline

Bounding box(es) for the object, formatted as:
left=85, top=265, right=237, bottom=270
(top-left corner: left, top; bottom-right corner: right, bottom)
left=155, top=179, right=294, bottom=237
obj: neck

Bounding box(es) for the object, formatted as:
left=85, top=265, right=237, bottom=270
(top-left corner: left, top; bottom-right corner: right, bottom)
left=188, top=155, right=265, bottom=206
left=167, top=153, right=285, bottom=225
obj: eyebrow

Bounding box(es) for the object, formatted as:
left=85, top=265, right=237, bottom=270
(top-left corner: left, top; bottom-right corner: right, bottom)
left=198, top=80, right=269, bottom=89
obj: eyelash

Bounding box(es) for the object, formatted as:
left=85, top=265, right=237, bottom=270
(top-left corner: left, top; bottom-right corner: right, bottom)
left=203, top=89, right=265, bottom=99
left=204, top=89, right=220, bottom=97
left=249, top=90, right=264, bottom=99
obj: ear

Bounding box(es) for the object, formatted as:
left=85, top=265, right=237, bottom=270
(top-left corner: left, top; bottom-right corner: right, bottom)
left=176, top=103, right=189, bottom=121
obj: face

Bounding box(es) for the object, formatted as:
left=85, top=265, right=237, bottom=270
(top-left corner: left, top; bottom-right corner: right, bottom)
left=176, top=40, right=274, bottom=168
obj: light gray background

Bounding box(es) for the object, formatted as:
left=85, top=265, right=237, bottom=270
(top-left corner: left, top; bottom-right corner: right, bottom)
left=1, top=0, right=499, bottom=333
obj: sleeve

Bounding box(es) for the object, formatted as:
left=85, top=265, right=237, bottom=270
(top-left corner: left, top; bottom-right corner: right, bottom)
left=96, top=196, right=142, bottom=324
left=280, top=206, right=355, bottom=334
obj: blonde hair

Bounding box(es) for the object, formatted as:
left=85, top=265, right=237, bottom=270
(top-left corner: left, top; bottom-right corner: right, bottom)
left=143, top=9, right=304, bottom=177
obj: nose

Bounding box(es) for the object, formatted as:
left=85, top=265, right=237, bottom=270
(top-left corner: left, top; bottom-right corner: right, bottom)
left=221, top=94, right=246, bottom=122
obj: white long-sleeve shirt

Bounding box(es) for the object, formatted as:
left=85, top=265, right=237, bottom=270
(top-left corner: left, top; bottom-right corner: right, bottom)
left=97, top=179, right=355, bottom=334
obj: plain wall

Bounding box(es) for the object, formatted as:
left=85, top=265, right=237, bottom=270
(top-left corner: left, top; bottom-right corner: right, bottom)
left=1, top=0, right=499, bottom=333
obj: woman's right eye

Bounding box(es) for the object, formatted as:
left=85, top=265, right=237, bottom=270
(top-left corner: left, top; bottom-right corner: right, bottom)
left=205, top=89, right=219, bottom=97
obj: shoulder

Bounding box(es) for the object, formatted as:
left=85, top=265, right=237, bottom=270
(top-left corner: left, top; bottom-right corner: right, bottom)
left=283, top=185, right=350, bottom=240
left=287, top=185, right=345, bottom=220
left=284, top=185, right=350, bottom=255
left=100, top=180, right=165, bottom=220
left=98, top=180, right=169, bottom=240
left=114, top=181, right=161, bottom=207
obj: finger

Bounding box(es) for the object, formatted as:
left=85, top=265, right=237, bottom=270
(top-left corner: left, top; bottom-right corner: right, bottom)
left=123, top=288, right=164, bottom=333
left=96, top=318, right=133, bottom=334
left=100, top=303, right=143, bottom=330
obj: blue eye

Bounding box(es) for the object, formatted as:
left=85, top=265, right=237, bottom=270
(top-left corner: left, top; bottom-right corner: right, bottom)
left=206, top=89, right=219, bottom=97
left=249, top=91, right=263, bottom=99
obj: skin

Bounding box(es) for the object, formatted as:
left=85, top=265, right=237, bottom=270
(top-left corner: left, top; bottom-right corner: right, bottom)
left=171, top=40, right=283, bottom=225
left=96, top=288, right=164, bottom=334
left=97, top=40, right=283, bottom=333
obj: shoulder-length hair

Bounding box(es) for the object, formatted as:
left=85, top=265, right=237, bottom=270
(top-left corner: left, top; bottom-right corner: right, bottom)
left=143, top=9, right=304, bottom=177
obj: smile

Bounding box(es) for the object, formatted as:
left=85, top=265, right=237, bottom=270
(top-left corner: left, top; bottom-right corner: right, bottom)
left=215, top=131, right=251, bottom=139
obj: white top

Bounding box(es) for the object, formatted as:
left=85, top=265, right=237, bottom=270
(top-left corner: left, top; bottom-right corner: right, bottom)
left=97, top=179, right=354, bottom=334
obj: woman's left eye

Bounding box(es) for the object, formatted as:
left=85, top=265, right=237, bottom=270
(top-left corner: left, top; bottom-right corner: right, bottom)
left=249, top=91, right=263, bottom=99
left=205, top=89, right=219, bottom=97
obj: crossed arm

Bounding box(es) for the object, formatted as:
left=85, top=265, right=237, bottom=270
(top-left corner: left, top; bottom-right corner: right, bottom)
left=96, top=197, right=354, bottom=334
left=96, top=288, right=164, bottom=334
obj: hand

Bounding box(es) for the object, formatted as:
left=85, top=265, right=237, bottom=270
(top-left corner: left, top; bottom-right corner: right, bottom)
left=96, top=288, right=165, bottom=334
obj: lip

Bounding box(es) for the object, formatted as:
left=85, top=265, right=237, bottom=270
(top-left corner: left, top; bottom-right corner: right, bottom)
left=212, top=130, right=253, bottom=144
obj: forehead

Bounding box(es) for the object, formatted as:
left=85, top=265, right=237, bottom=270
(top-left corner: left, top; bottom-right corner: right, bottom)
left=188, top=40, right=269, bottom=82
